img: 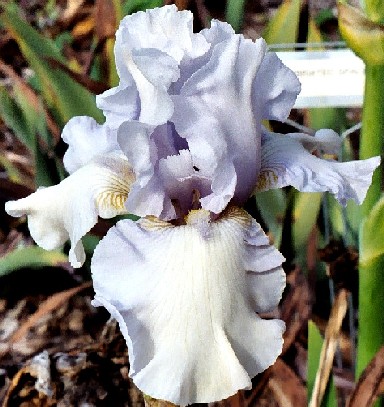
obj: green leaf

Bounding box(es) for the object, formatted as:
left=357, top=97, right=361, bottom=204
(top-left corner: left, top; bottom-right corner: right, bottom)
left=262, top=0, right=302, bottom=45
left=0, top=246, right=68, bottom=277
left=307, top=108, right=348, bottom=133
left=293, top=192, right=323, bottom=251
left=0, top=87, right=34, bottom=150
left=359, top=65, right=384, bottom=219
left=308, top=320, right=338, bottom=407
left=328, top=195, right=359, bottom=246
left=360, top=195, right=384, bottom=267
left=307, top=17, right=323, bottom=46
left=308, top=320, right=323, bottom=397
left=121, top=0, right=163, bottom=16
left=364, top=0, right=384, bottom=24
left=53, top=32, right=73, bottom=53
left=315, top=9, right=336, bottom=26
left=225, top=0, right=246, bottom=33
left=338, top=3, right=384, bottom=65
left=0, top=84, right=62, bottom=187
left=0, top=155, right=24, bottom=185
left=1, top=3, right=104, bottom=125
left=256, top=189, right=287, bottom=247
left=13, top=87, right=50, bottom=144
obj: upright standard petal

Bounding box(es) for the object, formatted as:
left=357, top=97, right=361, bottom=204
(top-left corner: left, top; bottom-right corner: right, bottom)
left=101, top=8, right=303, bottom=219
left=172, top=27, right=265, bottom=213
left=92, top=207, right=285, bottom=405
left=98, top=5, right=209, bottom=127
left=5, top=154, right=134, bottom=267
left=253, top=51, right=301, bottom=121
left=255, top=129, right=381, bottom=205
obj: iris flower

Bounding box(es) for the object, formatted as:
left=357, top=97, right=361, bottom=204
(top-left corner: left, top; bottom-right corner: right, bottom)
left=5, top=6, right=380, bottom=405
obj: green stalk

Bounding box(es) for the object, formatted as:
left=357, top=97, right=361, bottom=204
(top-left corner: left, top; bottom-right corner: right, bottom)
left=225, top=0, right=246, bottom=33
left=357, top=64, right=384, bottom=384
left=357, top=257, right=384, bottom=376
left=338, top=2, right=384, bottom=386
left=358, top=195, right=384, bottom=407
left=359, top=65, right=384, bottom=220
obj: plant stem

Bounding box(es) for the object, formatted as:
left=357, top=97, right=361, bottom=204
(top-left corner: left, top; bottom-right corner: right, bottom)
left=357, top=257, right=384, bottom=377
left=357, top=64, right=384, bottom=380
left=359, top=65, right=384, bottom=219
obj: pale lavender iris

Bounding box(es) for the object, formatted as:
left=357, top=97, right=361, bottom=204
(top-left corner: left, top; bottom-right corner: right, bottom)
left=101, top=9, right=301, bottom=219
left=4, top=5, right=380, bottom=406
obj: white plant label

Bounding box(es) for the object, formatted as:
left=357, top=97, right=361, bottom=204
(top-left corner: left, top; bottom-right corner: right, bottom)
left=276, top=49, right=365, bottom=108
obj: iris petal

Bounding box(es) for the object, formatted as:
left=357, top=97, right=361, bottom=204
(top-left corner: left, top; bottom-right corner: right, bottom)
left=256, top=130, right=381, bottom=205
left=62, top=116, right=120, bottom=174
left=96, top=83, right=140, bottom=129
left=92, top=207, right=285, bottom=405
left=98, top=5, right=209, bottom=127
left=5, top=154, right=134, bottom=267
left=104, top=8, right=301, bottom=218
left=253, top=51, right=301, bottom=121
left=172, top=33, right=264, bottom=211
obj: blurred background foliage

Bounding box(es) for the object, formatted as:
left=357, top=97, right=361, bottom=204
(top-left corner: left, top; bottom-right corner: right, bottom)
left=0, top=0, right=383, bottom=406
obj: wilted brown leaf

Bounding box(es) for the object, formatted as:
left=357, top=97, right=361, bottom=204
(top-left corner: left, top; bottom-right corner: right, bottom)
left=46, top=57, right=108, bottom=94
left=281, top=267, right=311, bottom=354
left=268, top=359, right=307, bottom=407
left=309, top=288, right=349, bottom=407
left=0, top=179, right=34, bottom=202
left=144, top=396, right=178, bottom=407
left=61, top=0, right=87, bottom=22
left=94, top=0, right=116, bottom=40
left=71, top=14, right=95, bottom=38
left=348, top=346, right=384, bottom=407
left=318, top=239, right=358, bottom=292
left=1, top=282, right=92, bottom=358
left=174, top=0, right=191, bottom=10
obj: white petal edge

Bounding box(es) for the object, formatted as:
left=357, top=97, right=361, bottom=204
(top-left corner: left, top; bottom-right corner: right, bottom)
left=92, top=207, right=285, bottom=405
left=255, top=130, right=381, bottom=205
left=5, top=154, right=134, bottom=267
left=62, top=116, right=120, bottom=174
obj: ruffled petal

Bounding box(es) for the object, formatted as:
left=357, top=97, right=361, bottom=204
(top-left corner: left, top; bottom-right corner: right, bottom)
left=100, top=5, right=209, bottom=127
left=253, top=51, right=301, bottom=121
left=92, top=207, right=285, bottom=405
left=99, top=8, right=303, bottom=218
left=115, top=5, right=208, bottom=68
left=255, top=130, right=381, bottom=205
left=118, top=121, right=207, bottom=219
left=5, top=154, right=134, bottom=267
left=172, top=29, right=266, bottom=212
left=62, top=116, right=120, bottom=173
left=96, top=83, right=140, bottom=129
